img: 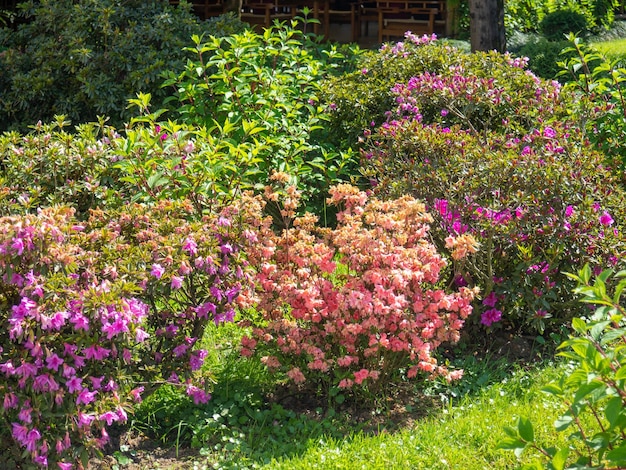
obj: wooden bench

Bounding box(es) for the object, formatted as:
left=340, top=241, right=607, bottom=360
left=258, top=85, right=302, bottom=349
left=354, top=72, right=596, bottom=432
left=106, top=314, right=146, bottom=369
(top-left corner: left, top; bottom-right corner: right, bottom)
left=378, top=5, right=437, bottom=42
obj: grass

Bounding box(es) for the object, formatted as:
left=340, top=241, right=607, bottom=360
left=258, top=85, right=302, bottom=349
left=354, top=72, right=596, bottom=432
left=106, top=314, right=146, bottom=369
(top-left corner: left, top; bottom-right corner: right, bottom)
left=263, top=364, right=568, bottom=470
left=128, top=329, right=573, bottom=470
left=592, top=38, right=626, bottom=59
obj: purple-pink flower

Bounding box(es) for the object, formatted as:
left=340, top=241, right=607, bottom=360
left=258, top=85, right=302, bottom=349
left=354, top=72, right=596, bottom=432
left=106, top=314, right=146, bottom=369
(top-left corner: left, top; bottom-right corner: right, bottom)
left=150, top=263, right=165, bottom=279
left=171, top=276, right=183, bottom=290
left=481, top=308, right=502, bottom=327
left=599, top=210, right=614, bottom=227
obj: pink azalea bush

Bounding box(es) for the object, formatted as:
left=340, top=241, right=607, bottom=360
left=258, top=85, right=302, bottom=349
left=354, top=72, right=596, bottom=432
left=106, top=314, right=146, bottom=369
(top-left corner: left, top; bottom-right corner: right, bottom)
left=0, top=198, right=259, bottom=468
left=360, top=38, right=626, bottom=334
left=239, top=174, right=478, bottom=393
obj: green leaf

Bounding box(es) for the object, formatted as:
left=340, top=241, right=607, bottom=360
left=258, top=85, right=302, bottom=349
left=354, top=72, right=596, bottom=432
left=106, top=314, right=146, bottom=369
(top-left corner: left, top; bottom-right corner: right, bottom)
left=554, top=414, right=574, bottom=432
left=517, top=417, right=534, bottom=442
left=572, top=317, right=588, bottom=334
left=550, top=447, right=569, bottom=470
left=606, top=442, right=626, bottom=464
left=605, top=396, right=623, bottom=428
left=147, top=172, right=168, bottom=190
left=496, top=436, right=527, bottom=452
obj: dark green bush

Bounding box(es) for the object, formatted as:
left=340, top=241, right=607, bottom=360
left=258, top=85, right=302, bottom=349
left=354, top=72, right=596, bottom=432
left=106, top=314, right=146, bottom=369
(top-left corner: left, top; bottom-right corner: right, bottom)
left=539, top=9, right=588, bottom=41
left=518, top=38, right=574, bottom=80
left=505, top=0, right=616, bottom=35
left=0, top=0, right=241, bottom=132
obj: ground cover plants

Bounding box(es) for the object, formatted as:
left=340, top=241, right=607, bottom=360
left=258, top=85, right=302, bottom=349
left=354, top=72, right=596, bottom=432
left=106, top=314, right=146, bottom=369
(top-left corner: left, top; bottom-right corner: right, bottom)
left=1, top=7, right=626, bottom=469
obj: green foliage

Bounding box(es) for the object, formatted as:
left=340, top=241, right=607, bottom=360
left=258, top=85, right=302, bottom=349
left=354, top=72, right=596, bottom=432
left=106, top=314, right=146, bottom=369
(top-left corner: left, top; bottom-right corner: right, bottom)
left=505, top=0, right=619, bottom=35
left=499, top=265, right=626, bottom=469
left=518, top=38, right=575, bottom=80
left=157, top=22, right=361, bottom=222
left=559, top=36, right=626, bottom=177
left=0, top=0, right=217, bottom=132
left=0, top=116, right=122, bottom=216
left=539, top=10, right=589, bottom=41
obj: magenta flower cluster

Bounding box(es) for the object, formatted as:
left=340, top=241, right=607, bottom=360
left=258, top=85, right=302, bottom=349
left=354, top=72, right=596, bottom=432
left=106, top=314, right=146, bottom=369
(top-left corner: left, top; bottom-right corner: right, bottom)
left=0, top=199, right=255, bottom=468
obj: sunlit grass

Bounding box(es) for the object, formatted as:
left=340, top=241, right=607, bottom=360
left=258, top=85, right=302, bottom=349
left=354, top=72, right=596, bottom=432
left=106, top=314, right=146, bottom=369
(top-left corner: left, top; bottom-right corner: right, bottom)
left=262, top=363, right=569, bottom=469
left=592, top=38, right=626, bottom=59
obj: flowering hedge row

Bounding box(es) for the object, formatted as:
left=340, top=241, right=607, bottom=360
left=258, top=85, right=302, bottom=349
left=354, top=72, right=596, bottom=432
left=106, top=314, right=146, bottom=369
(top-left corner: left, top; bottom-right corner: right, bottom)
left=0, top=198, right=260, bottom=467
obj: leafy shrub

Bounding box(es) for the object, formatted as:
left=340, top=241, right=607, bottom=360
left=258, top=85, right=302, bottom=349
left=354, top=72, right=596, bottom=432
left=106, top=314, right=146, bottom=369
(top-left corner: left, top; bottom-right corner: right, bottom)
left=320, top=33, right=569, bottom=150
left=559, top=36, right=626, bottom=178
left=499, top=265, right=626, bottom=469
left=0, top=117, right=122, bottom=217
left=505, top=0, right=617, bottom=35
left=0, top=0, right=217, bottom=132
left=0, top=197, right=259, bottom=468
left=360, top=39, right=626, bottom=335
left=539, top=9, right=588, bottom=41
left=239, top=176, right=478, bottom=398
left=157, top=22, right=360, bottom=222
left=517, top=38, right=574, bottom=80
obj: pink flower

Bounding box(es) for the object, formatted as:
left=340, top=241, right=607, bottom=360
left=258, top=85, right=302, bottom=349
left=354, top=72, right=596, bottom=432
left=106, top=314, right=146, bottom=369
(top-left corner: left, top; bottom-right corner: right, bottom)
left=130, top=386, right=144, bottom=403
left=102, top=318, right=128, bottom=339
left=46, top=353, right=63, bottom=371
left=58, top=462, right=73, bottom=470
left=135, top=328, right=149, bottom=343
left=25, top=428, right=41, bottom=452
left=76, top=389, right=97, bottom=405
left=83, top=345, right=111, bottom=361
left=11, top=237, right=25, bottom=255
left=173, top=344, right=189, bottom=357
left=171, top=276, right=183, bottom=290
left=599, top=211, right=614, bottom=227
left=481, top=308, right=502, bottom=327
left=186, top=385, right=210, bottom=404
left=482, top=291, right=498, bottom=307
left=66, top=376, right=83, bottom=394
left=353, top=369, right=369, bottom=385
left=182, top=237, right=198, bottom=256
left=77, top=412, right=95, bottom=428
left=543, top=127, right=556, bottom=138
left=99, top=411, right=119, bottom=426
left=151, top=263, right=165, bottom=279
left=286, top=367, right=306, bottom=384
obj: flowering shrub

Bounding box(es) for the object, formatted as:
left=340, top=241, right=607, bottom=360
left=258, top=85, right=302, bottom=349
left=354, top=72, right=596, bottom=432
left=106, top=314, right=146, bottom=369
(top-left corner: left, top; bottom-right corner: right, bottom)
left=320, top=32, right=571, bottom=150
left=0, top=197, right=258, bottom=468
left=239, top=175, right=477, bottom=395
left=0, top=117, right=122, bottom=217
left=360, top=39, right=626, bottom=334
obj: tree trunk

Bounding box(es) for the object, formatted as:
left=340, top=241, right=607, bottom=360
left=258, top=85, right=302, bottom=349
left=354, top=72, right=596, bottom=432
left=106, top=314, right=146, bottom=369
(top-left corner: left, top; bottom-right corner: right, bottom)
left=469, top=0, right=506, bottom=53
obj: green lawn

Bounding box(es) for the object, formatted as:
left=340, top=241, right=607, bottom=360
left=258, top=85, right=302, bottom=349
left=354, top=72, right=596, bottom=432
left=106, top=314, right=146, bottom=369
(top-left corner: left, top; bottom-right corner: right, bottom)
left=592, top=38, right=626, bottom=59
left=263, top=364, right=567, bottom=470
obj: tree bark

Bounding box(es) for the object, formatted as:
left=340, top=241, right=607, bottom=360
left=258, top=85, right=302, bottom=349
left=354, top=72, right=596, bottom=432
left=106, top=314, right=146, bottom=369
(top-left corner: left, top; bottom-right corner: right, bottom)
left=469, top=0, right=506, bottom=53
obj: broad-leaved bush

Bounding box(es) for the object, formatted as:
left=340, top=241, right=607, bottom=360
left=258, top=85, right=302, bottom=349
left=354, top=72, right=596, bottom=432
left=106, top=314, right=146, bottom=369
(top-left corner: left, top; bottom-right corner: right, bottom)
left=0, top=197, right=259, bottom=468
left=0, top=0, right=220, bottom=132
left=159, top=23, right=360, bottom=223
left=239, top=175, right=477, bottom=397
left=559, top=36, right=626, bottom=179
left=499, top=265, right=626, bottom=469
